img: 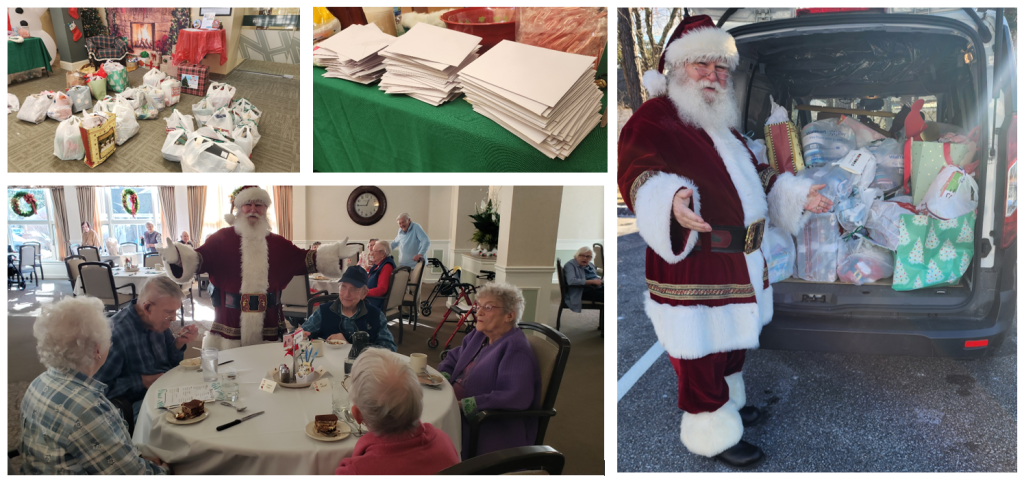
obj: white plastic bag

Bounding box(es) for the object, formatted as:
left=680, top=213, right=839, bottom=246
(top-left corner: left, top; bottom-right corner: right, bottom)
left=764, top=225, right=795, bottom=284
left=118, top=88, right=143, bottom=111
left=181, top=127, right=256, bottom=173
left=765, top=95, right=789, bottom=125
left=133, top=90, right=161, bottom=120
left=230, top=98, right=262, bottom=126
left=745, top=136, right=768, bottom=165
left=162, top=127, right=190, bottom=163
left=864, top=201, right=915, bottom=250
left=232, top=120, right=261, bottom=157
left=139, top=85, right=166, bottom=111
left=836, top=188, right=881, bottom=232
left=837, top=235, right=894, bottom=285
left=801, top=118, right=856, bottom=168
left=143, top=68, right=167, bottom=87
left=866, top=138, right=903, bottom=167
left=105, top=99, right=139, bottom=146
left=102, top=59, right=125, bottom=73
left=206, top=106, right=235, bottom=139
left=165, top=109, right=196, bottom=134
left=8, top=93, right=20, bottom=114
left=53, top=115, right=85, bottom=161
left=206, top=82, right=236, bottom=109
left=160, top=78, right=181, bottom=107
left=797, top=163, right=856, bottom=204
left=46, top=91, right=73, bottom=121
left=916, top=165, right=979, bottom=220
left=795, top=213, right=839, bottom=282
left=192, top=97, right=215, bottom=126
left=17, top=93, right=49, bottom=123
left=839, top=115, right=885, bottom=148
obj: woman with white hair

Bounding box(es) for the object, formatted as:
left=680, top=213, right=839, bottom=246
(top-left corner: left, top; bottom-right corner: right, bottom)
left=19, top=296, right=169, bottom=474
left=563, top=246, right=604, bottom=312
left=142, top=222, right=161, bottom=253
left=364, top=241, right=395, bottom=311
left=335, top=348, right=459, bottom=475
left=437, top=282, right=541, bottom=458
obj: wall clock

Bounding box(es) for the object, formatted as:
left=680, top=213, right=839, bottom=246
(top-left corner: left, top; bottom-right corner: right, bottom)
left=347, top=186, right=386, bottom=226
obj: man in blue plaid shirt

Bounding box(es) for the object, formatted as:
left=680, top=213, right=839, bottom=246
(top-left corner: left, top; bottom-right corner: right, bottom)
left=94, top=276, right=198, bottom=430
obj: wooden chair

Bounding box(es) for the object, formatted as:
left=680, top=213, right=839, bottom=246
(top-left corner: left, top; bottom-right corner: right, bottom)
left=23, top=241, right=44, bottom=281
left=64, top=255, right=86, bottom=294
left=592, top=243, right=604, bottom=278
left=437, top=445, right=566, bottom=475
left=555, top=259, right=603, bottom=332
left=78, top=262, right=136, bottom=313
left=403, top=260, right=426, bottom=330
left=382, top=266, right=412, bottom=344
left=465, top=323, right=570, bottom=459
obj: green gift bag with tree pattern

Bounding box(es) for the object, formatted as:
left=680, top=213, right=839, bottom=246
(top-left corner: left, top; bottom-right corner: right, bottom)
left=892, top=211, right=976, bottom=291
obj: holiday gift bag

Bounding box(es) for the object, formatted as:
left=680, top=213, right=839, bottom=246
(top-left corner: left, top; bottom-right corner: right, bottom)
left=206, top=82, right=237, bottom=110
left=181, top=127, right=256, bottom=173
left=143, top=68, right=167, bottom=87
left=78, top=112, right=117, bottom=168
left=178, top=62, right=210, bottom=96
left=46, top=91, right=73, bottom=121
left=53, top=115, right=85, bottom=161
left=206, top=106, right=235, bottom=139
left=160, top=78, right=181, bottom=107
left=795, top=212, right=840, bottom=282
left=192, top=97, right=215, bottom=126
left=161, top=127, right=190, bottom=163
left=66, top=70, right=87, bottom=89
left=165, top=109, right=196, bottom=134
left=8, top=93, right=20, bottom=114
left=87, top=76, right=107, bottom=100
left=139, top=85, right=166, bottom=111
left=763, top=96, right=805, bottom=174
left=893, top=211, right=976, bottom=290
left=103, top=60, right=129, bottom=93
left=916, top=165, right=979, bottom=220
left=67, top=85, right=93, bottom=113
left=17, top=94, right=49, bottom=124
left=133, top=90, right=161, bottom=120
left=903, top=140, right=973, bottom=205
left=230, top=98, right=262, bottom=126
left=232, top=120, right=261, bottom=157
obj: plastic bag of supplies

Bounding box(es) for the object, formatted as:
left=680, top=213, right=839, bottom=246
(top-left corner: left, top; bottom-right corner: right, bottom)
left=53, top=115, right=85, bottom=161
left=795, top=213, right=839, bottom=282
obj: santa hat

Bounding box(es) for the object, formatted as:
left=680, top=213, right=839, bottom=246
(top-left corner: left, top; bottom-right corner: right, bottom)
left=225, top=186, right=272, bottom=225
left=642, top=14, right=740, bottom=98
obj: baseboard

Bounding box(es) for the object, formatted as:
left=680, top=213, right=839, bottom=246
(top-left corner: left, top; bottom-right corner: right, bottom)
left=61, top=59, right=90, bottom=72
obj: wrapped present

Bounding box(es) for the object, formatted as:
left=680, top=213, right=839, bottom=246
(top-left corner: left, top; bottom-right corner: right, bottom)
left=763, top=96, right=804, bottom=174
left=79, top=112, right=117, bottom=168
left=903, top=140, right=973, bottom=205
left=178, top=62, right=210, bottom=96
left=892, top=211, right=976, bottom=290
left=66, top=71, right=87, bottom=89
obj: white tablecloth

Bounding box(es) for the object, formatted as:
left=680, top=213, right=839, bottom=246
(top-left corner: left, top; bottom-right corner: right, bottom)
left=73, top=266, right=167, bottom=296
left=100, top=252, right=143, bottom=267
left=132, top=343, right=462, bottom=475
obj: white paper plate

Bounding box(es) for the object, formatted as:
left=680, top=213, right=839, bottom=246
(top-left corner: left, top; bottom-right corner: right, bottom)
left=179, top=358, right=201, bottom=370
left=165, top=408, right=209, bottom=425
left=417, top=372, right=444, bottom=386
left=305, top=420, right=351, bottom=441
left=325, top=340, right=347, bottom=349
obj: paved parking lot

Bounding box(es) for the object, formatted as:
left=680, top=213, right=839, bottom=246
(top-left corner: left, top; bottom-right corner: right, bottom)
left=617, top=231, right=1017, bottom=472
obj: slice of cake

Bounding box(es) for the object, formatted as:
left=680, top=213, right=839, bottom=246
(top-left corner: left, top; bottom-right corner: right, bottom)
left=176, top=399, right=205, bottom=420
left=315, top=414, right=338, bottom=435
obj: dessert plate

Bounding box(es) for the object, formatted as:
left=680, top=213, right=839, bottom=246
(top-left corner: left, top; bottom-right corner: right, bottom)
left=305, top=420, right=351, bottom=441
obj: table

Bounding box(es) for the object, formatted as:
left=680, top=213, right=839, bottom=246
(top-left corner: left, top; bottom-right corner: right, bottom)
left=132, top=343, right=462, bottom=474
left=73, top=266, right=165, bottom=296
left=8, top=37, right=52, bottom=75
left=172, top=28, right=229, bottom=66
left=312, top=66, right=608, bottom=172
left=101, top=252, right=143, bottom=267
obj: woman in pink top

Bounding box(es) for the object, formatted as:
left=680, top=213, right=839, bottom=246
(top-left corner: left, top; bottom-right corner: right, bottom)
left=336, top=349, right=460, bottom=475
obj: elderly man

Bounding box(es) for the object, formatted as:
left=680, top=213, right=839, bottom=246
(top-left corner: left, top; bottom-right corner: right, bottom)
left=93, top=276, right=198, bottom=432
left=618, top=15, right=832, bottom=468
left=335, top=348, right=459, bottom=475
left=179, top=231, right=193, bottom=247
left=142, top=222, right=161, bottom=253
left=303, top=266, right=396, bottom=351
left=391, top=213, right=429, bottom=268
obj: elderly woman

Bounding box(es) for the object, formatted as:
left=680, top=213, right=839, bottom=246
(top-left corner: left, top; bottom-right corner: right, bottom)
left=437, top=283, right=541, bottom=458
left=335, top=349, right=459, bottom=475
left=81, top=222, right=101, bottom=248
left=364, top=241, right=396, bottom=310
left=357, top=238, right=378, bottom=271
left=20, top=296, right=169, bottom=474
left=142, top=222, right=161, bottom=253
left=563, top=246, right=604, bottom=312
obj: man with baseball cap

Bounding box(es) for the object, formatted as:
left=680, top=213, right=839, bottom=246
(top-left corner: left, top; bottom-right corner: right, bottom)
left=302, top=265, right=397, bottom=352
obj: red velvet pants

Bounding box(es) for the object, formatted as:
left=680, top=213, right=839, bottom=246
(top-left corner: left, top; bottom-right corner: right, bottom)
left=670, top=349, right=746, bottom=413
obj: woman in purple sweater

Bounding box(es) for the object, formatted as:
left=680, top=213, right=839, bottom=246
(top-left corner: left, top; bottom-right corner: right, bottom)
left=437, top=282, right=541, bottom=459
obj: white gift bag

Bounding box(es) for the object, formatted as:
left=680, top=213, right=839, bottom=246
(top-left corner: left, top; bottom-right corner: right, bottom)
left=160, top=78, right=181, bottom=107
left=8, top=93, right=20, bottom=114
left=143, top=68, right=167, bottom=87
left=165, top=109, right=196, bottom=134
left=53, top=115, right=85, bottom=161
left=206, top=82, right=236, bottom=109
left=139, top=85, right=166, bottom=111
left=865, top=201, right=915, bottom=251
left=181, top=127, right=255, bottom=173
left=46, top=91, right=73, bottom=121
left=118, top=88, right=143, bottom=111
left=232, top=120, right=261, bottom=157
left=103, top=59, right=125, bottom=73
left=133, top=90, right=161, bottom=120
left=17, top=93, right=49, bottom=123
left=916, top=165, right=979, bottom=220
left=230, top=98, right=262, bottom=126
left=162, top=127, right=190, bottom=163
left=206, top=106, right=235, bottom=140
left=111, top=101, right=139, bottom=145
left=192, top=97, right=214, bottom=127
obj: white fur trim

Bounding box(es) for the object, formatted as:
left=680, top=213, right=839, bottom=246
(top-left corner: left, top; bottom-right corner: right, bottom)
left=642, top=70, right=668, bottom=97
left=744, top=248, right=774, bottom=327
left=232, top=186, right=272, bottom=209
left=665, top=26, right=739, bottom=71
left=767, top=172, right=814, bottom=236
left=202, top=331, right=241, bottom=350
left=236, top=228, right=270, bottom=347
left=680, top=404, right=743, bottom=457
left=164, top=243, right=200, bottom=283
left=314, top=240, right=361, bottom=278
left=725, top=372, right=745, bottom=410
left=635, top=172, right=700, bottom=264
left=223, top=213, right=236, bottom=225
left=645, top=292, right=761, bottom=360
left=704, top=128, right=768, bottom=226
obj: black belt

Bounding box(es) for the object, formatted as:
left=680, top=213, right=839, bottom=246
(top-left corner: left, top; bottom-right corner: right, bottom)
left=212, top=287, right=282, bottom=313
left=692, top=219, right=765, bottom=254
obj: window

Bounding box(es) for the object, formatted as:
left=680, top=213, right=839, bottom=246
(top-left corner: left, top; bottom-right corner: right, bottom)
left=7, top=188, right=58, bottom=261
left=99, top=187, right=162, bottom=252
left=202, top=186, right=277, bottom=242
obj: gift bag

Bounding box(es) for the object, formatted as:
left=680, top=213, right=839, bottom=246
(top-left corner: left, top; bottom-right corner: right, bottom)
left=763, top=96, right=805, bottom=174
left=103, top=60, right=129, bottom=93
left=207, top=82, right=237, bottom=110
left=206, top=106, right=235, bottom=139
left=161, top=78, right=181, bottom=107
left=139, top=85, right=166, bottom=111
left=98, top=96, right=139, bottom=145
left=53, top=115, right=85, bottom=161
left=8, top=93, right=20, bottom=114
left=795, top=213, right=839, bottom=282
left=17, top=94, right=49, bottom=124
left=865, top=201, right=915, bottom=251
left=837, top=235, right=894, bottom=285
left=892, top=211, right=976, bottom=290
left=179, top=62, right=210, bottom=96
left=192, top=97, right=215, bottom=126
left=165, top=109, right=196, bottom=134
left=126, top=57, right=139, bottom=72
left=66, top=70, right=87, bottom=89
left=133, top=90, right=162, bottom=120
left=79, top=112, right=117, bottom=168
left=88, top=76, right=107, bottom=100
left=181, top=127, right=256, bottom=173
left=802, top=118, right=856, bottom=168
left=67, top=85, right=93, bottom=113
left=916, top=165, right=979, bottom=220
left=230, top=98, right=262, bottom=126
left=162, top=127, right=190, bottom=163
left=764, top=225, right=795, bottom=284
left=143, top=68, right=167, bottom=87
left=904, top=140, right=974, bottom=205
left=232, top=120, right=261, bottom=157
left=46, top=91, right=73, bottom=121
left=118, top=88, right=143, bottom=111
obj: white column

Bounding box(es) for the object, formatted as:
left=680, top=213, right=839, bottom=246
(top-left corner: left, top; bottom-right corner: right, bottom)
left=494, top=186, right=563, bottom=326
left=446, top=186, right=488, bottom=271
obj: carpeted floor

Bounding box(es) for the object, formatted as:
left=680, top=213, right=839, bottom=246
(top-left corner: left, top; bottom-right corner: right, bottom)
left=7, top=60, right=300, bottom=172
left=7, top=278, right=604, bottom=474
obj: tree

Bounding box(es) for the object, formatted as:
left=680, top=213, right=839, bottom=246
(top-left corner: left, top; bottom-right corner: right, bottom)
left=617, top=9, right=643, bottom=111
left=80, top=8, right=107, bottom=38
left=618, top=8, right=682, bottom=107
left=168, top=8, right=192, bottom=55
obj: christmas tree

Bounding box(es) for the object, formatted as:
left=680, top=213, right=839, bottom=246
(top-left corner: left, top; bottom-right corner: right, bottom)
left=925, top=259, right=944, bottom=284
left=913, top=275, right=923, bottom=289
left=912, top=215, right=929, bottom=226
left=925, top=225, right=939, bottom=249
left=938, top=239, right=956, bottom=261
left=898, top=218, right=911, bottom=246
left=908, top=238, right=924, bottom=264
left=893, top=258, right=909, bottom=284
left=948, top=271, right=960, bottom=285
left=956, top=220, right=973, bottom=243
left=80, top=8, right=107, bottom=38
left=938, top=218, right=959, bottom=230
left=959, top=252, right=971, bottom=275
left=168, top=8, right=192, bottom=55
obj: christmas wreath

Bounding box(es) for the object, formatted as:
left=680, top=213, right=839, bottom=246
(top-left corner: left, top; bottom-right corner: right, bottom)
left=10, top=191, right=38, bottom=218
left=121, top=188, right=139, bottom=218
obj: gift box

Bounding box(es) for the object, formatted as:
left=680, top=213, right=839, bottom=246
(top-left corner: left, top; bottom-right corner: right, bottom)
left=764, top=121, right=805, bottom=174
left=178, top=62, right=210, bottom=96
left=79, top=113, right=117, bottom=168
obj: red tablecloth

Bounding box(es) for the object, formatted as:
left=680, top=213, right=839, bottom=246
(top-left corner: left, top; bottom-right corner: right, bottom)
left=172, top=28, right=228, bottom=66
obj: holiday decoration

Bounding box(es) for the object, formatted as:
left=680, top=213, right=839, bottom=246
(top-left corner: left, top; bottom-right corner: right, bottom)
left=925, top=225, right=939, bottom=249
left=912, top=215, right=929, bottom=226
left=121, top=188, right=139, bottom=217
left=938, top=239, right=956, bottom=261
left=955, top=220, right=973, bottom=243
left=469, top=199, right=500, bottom=252
left=925, top=259, right=944, bottom=283
left=68, top=8, right=79, bottom=20
left=912, top=276, right=923, bottom=289
left=10, top=191, right=38, bottom=218
left=898, top=217, right=911, bottom=246
left=169, top=8, right=191, bottom=49
left=892, top=258, right=909, bottom=285
left=908, top=239, right=924, bottom=264
left=938, top=218, right=959, bottom=230
left=68, top=22, right=82, bottom=42
left=80, top=8, right=107, bottom=38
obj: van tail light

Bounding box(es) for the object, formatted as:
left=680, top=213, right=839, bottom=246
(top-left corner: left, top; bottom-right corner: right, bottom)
left=1001, top=114, right=1017, bottom=249
left=796, top=8, right=883, bottom=16
left=964, top=339, right=989, bottom=348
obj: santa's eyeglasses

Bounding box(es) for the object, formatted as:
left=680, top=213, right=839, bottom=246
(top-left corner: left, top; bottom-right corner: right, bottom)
left=690, top=63, right=730, bottom=80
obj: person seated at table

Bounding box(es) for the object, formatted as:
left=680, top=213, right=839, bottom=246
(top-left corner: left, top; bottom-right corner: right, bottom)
left=357, top=238, right=378, bottom=271
left=563, top=246, right=604, bottom=311
left=364, top=241, right=396, bottom=310
left=20, top=296, right=170, bottom=474
left=178, top=231, right=194, bottom=248
left=81, top=221, right=101, bottom=248
left=335, top=348, right=459, bottom=475
left=437, top=283, right=541, bottom=459
left=303, top=266, right=396, bottom=352
left=94, top=276, right=199, bottom=431
left=142, top=222, right=162, bottom=253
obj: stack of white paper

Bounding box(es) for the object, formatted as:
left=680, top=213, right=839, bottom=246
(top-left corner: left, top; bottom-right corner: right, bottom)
left=458, top=40, right=603, bottom=159
left=378, top=23, right=482, bottom=106
left=316, top=23, right=395, bottom=84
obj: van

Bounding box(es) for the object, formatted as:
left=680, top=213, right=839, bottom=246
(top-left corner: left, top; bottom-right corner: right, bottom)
left=692, top=8, right=1017, bottom=357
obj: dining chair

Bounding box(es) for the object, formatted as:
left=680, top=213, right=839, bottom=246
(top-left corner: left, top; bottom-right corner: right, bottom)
left=77, top=246, right=114, bottom=267
left=119, top=242, right=139, bottom=253
left=382, top=266, right=412, bottom=344
left=554, top=259, right=603, bottom=332
left=282, top=274, right=326, bottom=331
left=143, top=252, right=162, bottom=268
left=23, top=241, right=44, bottom=281
left=592, top=242, right=604, bottom=278
left=64, top=255, right=86, bottom=294
left=402, top=259, right=426, bottom=330
left=78, top=262, right=136, bottom=313
left=12, top=244, right=39, bottom=289
left=437, top=445, right=566, bottom=475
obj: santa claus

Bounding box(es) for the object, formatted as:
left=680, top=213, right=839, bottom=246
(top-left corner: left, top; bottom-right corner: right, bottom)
left=618, top=15, right=832, bottom=469
left=157, top=186, right=357, bottom=350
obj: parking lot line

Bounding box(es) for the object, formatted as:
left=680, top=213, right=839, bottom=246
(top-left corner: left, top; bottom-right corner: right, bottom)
left=617, top=341, right=665, bottom=402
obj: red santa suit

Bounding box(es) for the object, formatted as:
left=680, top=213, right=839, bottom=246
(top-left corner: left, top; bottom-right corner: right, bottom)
left=618, top=17, right=813, bottom=458
left=160, top=186, right=353, bottom=350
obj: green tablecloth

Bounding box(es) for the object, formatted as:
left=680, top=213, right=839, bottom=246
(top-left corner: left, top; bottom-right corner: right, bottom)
left=313, top=67, right=608, bottom=172
left=8, top=37, right=53, bottom=74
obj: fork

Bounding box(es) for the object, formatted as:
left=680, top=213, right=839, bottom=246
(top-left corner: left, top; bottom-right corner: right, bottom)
left=157, top=404, right=181, bottom=411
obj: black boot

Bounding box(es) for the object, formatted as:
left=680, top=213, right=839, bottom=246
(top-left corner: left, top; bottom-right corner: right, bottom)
left=715, top=440, right=765, bottom=470
left=739, top=405, right=762, bottom=427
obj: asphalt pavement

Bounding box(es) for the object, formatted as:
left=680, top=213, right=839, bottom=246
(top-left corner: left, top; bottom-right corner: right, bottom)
left=617, top=230, right=1017, bottom=472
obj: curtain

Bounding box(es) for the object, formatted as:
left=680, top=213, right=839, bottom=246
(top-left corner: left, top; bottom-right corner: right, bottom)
left=273, top=186, right=293, bottom=240
left=187, top=186, right=207, bottom=247
left=49, top=187, right=71, bottom=259
left=159, top=186, right=177, bottom=245
left=75, top=186, right=100, bottom=241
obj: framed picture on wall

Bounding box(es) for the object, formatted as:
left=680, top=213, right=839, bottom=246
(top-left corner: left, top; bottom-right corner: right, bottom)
left=199, top=8, right=232, bottom=16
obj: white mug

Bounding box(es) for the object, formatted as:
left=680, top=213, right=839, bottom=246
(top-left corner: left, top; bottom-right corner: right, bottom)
left=409, top=353, right=427, bottom=373
left=312, top=339, right=324, bottom=357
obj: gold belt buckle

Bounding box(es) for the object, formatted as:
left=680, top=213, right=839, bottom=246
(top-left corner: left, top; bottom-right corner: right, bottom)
left=744, top=219, right=766, bottom=255
left=240, top=293, right=268, bottom=313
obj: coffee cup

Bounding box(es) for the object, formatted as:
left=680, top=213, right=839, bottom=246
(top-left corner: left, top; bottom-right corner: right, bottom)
left=312, top=339, right=324, bottom=357
left=409, top=353, right=427, bottom=373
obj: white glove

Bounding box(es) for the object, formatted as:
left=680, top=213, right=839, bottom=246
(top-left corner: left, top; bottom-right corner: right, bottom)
left=156, top=237, right=180, bottom=265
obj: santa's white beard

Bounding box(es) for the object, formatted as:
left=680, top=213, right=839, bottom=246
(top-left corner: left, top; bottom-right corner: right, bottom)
left=233, top=214, right=271, bottom=239
left=666, top=75, right=740, bottom=134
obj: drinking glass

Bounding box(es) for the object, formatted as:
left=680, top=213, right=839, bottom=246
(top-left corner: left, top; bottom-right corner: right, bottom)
left=221, top=370, right=239, bottom=401
left=331, top=378, right=348, bottom=417
left=201, top=348, right=219, bottom=382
